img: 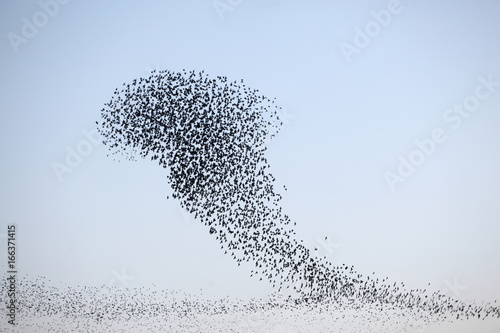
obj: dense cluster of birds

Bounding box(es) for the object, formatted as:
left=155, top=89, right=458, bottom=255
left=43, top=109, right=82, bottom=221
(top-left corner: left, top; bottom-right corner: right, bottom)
left=4, top=69, right=495, bottom=332
left=95, top=69, right=500, bottom=325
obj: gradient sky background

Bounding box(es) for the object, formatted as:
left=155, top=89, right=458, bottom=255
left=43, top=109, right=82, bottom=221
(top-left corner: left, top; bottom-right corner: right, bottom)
left=1, top=0, right=500, bottom=331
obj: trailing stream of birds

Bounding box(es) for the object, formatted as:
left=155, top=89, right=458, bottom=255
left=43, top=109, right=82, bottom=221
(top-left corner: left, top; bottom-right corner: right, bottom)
left=2, top=69, right=498, bottom=332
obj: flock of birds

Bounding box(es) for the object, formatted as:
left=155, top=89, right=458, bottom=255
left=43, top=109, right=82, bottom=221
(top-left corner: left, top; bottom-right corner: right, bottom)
left=1, top=69, right=497, bottom=332
left=0, top=274, right=468, bottom=332
left=96, top=68, right=499, bottom=314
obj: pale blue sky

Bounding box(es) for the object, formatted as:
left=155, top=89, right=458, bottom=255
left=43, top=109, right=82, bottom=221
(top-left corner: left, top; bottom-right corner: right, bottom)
left=1, top=0, right=500, bottom=328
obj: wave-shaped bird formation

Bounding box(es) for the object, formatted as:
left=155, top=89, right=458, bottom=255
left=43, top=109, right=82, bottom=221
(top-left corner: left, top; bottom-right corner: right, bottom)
left=96, top=69, right=500, bottom=325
